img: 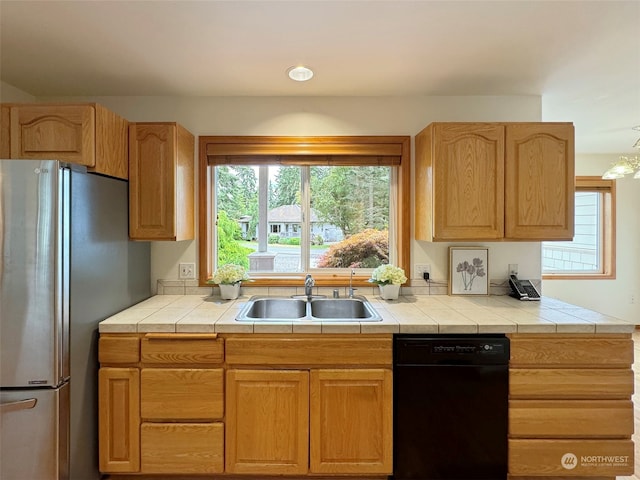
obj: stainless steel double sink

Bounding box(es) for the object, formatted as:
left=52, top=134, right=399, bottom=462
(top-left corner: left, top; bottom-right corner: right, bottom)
left=235, top=295, right=383, bottom=322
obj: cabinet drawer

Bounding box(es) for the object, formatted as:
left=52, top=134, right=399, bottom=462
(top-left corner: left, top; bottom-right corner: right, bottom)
left=141, top=334, right=223, bottom=364
left=509, top=335, right=632, bottom=368
left=509, top=400, right=633, bottom=438
left=225, top=335, right=392, bottom=366
left=141, top=422, right=223, bottom=474
left=510, top=368, right=634, bottom=399
left=99, top=335, right=140, bottom=364
left=141, top=368, right=223, bottom=420
left=509, top=439, right=634, bottom=476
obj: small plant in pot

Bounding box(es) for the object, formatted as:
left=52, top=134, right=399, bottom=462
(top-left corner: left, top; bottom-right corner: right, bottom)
left=208, top=264, right=251, bottom=300
left=368, top=264, right=407, bottom=300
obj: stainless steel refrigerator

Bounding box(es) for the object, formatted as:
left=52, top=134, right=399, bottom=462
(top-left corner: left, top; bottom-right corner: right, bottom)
left=0, top=159, right=151, bottom=480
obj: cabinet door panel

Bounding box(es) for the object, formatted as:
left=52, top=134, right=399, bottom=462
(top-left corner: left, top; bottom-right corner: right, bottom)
left=310, top=369, right=392, bottom=474
left=129, top=123, right=176, bottom=239
left=225, top=369, right=309, bottom=475
left=433, top=123, right=504, bottom=240
left=98, top=368, right=140, bottom=473
left=505, top=123, right=574, bottom=239
left=129, top=123, right=194, bottom=240
left=140, top=422, right=223, bottom=474
left=141, top=368, right=223, bottom=420
left=9, top=105, right=95, bottom=167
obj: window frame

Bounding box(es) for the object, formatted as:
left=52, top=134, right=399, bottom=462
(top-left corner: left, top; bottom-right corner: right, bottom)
left=542, top=176, right=616, bottom=280
left=198, top=136, right=411, bottom=287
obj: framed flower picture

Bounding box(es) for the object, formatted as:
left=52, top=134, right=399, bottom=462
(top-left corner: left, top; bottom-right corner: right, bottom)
left=449, top=247, right=489, bottom=296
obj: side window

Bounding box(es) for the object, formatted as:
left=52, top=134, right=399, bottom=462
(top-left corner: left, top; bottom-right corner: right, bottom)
left=542, top=177, right=616, bottom=279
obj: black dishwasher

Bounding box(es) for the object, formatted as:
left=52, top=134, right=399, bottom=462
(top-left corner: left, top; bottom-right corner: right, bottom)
left=393, top=334, right=509, bottom=480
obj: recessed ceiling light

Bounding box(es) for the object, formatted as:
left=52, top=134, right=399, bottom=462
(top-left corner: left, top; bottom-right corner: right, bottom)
left=287, top=66, right=314, bottom=82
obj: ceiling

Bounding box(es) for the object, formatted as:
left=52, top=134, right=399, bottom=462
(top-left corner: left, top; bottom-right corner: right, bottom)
left=1, top=0, right=639, bottom=153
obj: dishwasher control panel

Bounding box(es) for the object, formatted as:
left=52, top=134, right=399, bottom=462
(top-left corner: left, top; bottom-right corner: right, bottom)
left=432, top=341, right=505, bottom=355
left=394, top=334, right=510, bottom=366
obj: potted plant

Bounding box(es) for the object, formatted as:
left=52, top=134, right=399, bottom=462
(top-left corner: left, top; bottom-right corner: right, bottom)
left=368, top=264, right=407, bottom=300
left=208, top=264, right=250, bottom=300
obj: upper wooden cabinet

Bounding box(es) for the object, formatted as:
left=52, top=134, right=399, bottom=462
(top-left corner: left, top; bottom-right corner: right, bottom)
left=0, top=103, right=129, bottom=179
left=415, top=122, right=574, bottom=241
left=129, top=122, right=195, bottom=241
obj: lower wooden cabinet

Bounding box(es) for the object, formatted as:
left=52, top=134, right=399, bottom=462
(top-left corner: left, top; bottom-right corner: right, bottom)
left=510, top=399, right=634, bottom=438
left=225, top=367, right=393, bottom=476
left=141, top=422, right=224, bottom=474
left=98, top=367, right=140, bottom=473
left=98, top=332, right=634, bottom=479
left=509, top=439, right=634, bottom=476
left=225, top=369, right=310, bottom=475
left=310, top=369, right=392, bottom=474
left=140, top=368, right=223, bottom=420
left=508, top=334, right=635, bottom=478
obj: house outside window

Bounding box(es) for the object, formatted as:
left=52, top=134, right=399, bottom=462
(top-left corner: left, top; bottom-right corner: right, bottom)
left=542, top=177, right=616, bottom=279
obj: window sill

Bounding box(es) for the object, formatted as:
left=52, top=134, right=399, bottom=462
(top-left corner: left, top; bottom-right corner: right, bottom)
left=542, top=273, right=616, bottom=280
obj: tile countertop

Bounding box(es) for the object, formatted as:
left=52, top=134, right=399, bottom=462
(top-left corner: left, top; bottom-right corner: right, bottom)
left=98, top=294, right=636, bottom=335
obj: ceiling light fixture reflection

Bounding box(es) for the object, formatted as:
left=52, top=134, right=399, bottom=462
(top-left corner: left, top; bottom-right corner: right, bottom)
left=287, top=66, right=314, bottom=82
left=602, top=156, right=640, bottom=179
left=602, top=125, right=640, bottom=180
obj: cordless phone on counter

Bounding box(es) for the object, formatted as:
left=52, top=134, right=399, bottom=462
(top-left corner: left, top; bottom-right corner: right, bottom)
left=508, top=274, right=541, bottom=301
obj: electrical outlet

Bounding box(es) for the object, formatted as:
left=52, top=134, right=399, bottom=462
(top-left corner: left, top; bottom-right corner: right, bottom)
left=415, top=264, right=431, bottom=280
left=179, top=263, right=196, bottom=279
left=508, top=264, right=518, bottom=276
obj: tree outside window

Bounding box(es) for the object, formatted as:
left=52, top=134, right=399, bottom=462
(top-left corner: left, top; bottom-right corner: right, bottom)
left=215, top=165, right=391, bottom=274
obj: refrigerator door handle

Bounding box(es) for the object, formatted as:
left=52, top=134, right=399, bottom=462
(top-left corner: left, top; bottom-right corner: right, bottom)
left=0, top=398, right=37, bottom=414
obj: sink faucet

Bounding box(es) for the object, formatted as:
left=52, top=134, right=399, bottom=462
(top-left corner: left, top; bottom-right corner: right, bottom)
left=305, top=274, right=315, bottom=301
left=349, top=269, right=357, bottom=298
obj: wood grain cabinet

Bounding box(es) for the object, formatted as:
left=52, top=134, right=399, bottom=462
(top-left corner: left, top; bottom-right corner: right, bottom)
left=225, top=369, right=310, bottom=475
left=98, top=334, right=224, bottom=476
left=310, top=369, right=392, bottom=474
left=0, top=103, right=129, bottom=179
left=129, top=122, right=195, bottom=241
left=415, top=122, right=575, bottom=241
left=508, top=334, right=635, bottom=478
left=139, top=334, right=224, bottom=475
left=224, top=335, right=393, bottom=476
left=98, top=335, right=141, bottom=474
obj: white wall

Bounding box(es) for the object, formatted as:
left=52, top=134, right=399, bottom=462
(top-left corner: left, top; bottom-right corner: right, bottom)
left=0, top=80, right=35, bottom=102
left=8, top=86, right=637, bottom=322
left=542, top=154, right=640, bottom=323
left=37, top=94, right=543, bottom=293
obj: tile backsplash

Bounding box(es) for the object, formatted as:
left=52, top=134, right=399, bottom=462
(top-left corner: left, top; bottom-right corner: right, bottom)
left=155, top=277, right=534, bottom=297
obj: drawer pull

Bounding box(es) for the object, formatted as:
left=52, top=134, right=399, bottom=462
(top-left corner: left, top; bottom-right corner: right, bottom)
left=144, top=333, right=218, bottom=340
